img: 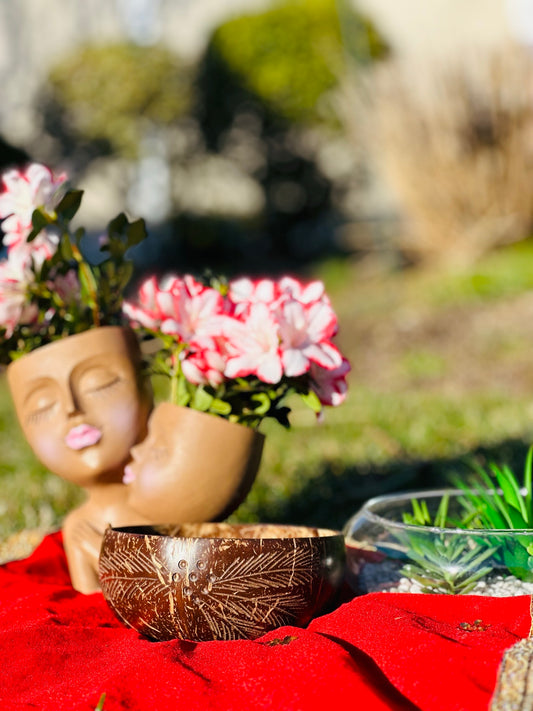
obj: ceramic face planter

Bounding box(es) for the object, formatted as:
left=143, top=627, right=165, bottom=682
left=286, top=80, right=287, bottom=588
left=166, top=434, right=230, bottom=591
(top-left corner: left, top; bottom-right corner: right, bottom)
left=124, top=402, right=265, bottom=523
left=7, top=326, right=153, bottom=594
left=99, top=523, right=346, bottom=641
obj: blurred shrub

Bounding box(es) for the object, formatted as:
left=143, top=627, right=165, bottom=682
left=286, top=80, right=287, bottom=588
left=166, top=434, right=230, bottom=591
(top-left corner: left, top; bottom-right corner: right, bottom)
left=210, top=0, right=388, bottom=125
left=45, top=43, right=193, bottom=159
left=353, top=47, right=533, bottom=268
left=190, top=0, right=388, bottom=269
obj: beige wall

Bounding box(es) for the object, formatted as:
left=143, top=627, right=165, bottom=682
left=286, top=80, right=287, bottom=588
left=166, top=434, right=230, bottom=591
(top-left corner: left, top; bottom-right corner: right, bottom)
left=355, top=0, right=514, bottom=63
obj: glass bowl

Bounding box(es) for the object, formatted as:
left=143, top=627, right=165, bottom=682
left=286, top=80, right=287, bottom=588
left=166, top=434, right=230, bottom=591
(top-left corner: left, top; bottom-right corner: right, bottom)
left=344, top=489, right=533, bottom=596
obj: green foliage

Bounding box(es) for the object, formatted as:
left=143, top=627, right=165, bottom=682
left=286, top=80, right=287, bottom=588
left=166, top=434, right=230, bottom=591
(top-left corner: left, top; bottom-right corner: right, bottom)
left=399, top=450, right=533, bottom=588
left=397, top=494, right=497, bottom=594
left=210, top=0, right=388, bottom=125
left=141, top=315, right=322, bottom=430
left=6, top=245, right=533, bottom=542
left=0, top=188, right=147, bottom=365
left=455, top=448, right=533, bottom=581
left=47, top=43, right=192, bottom=158
left=400, top=539, right=497, bottom=595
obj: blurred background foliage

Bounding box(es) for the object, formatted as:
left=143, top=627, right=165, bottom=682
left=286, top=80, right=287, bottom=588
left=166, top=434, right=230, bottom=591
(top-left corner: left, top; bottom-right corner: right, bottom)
left=44, top=43, right=194, bottom=160
left=2, top=0, right=533, bottom=543
left=30, top=0, right=389, bottom=276
left=207, top=0, right=387, bottom=126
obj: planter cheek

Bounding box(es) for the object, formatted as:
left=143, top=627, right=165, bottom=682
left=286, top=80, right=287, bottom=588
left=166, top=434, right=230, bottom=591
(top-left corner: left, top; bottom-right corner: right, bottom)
left=6, top=326, right=153, bottom=594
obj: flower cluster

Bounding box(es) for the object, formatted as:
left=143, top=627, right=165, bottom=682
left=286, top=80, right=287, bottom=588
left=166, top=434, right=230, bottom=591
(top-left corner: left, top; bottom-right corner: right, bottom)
left=0, top=161, right=350, bottom=428
left=123, top=274, right=350, bottom=427
left=0, top=164, right=66, bottom=338
left=0, top=162, right=147, bottom=363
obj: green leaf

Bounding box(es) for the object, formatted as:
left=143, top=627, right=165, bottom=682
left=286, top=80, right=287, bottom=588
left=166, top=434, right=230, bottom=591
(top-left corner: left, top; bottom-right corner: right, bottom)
left=73, top=226, right=85, bottom=246
left=492, top=463, right=525, bottom=518
left=176, top=375, right=191, bottom=407
left=525, top=445, right=533, bottom=519
left=60, top=237, right=74, bottom=261
left=210, top=398, right=232, bottom=416
left=271, top=406, right=291, bottom=428
left=300, top=389, right=322, bottom=414
left=27, top=208, right=51, bottom=241
left=102, top=213, right=147, bottom=261
left=193, top=387, right=214, bottom=412
left=78, top=262, right=99, bottom=314
left=434, top=494, right=450, bottom=529
left=56, top=189, right=84, bottom=221
left=250, top=392, right=271, bottom=416
left=126, top=217, right=147, bottom=246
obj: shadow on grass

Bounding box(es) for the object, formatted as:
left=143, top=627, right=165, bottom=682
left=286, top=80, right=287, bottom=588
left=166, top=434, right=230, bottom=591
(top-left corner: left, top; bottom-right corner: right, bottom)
left=246, top=438, right=533, bottom=530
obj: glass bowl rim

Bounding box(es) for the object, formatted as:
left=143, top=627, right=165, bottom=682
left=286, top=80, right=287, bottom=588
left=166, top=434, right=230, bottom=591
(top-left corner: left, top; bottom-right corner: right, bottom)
left=344, top=487, right=533, bottom=538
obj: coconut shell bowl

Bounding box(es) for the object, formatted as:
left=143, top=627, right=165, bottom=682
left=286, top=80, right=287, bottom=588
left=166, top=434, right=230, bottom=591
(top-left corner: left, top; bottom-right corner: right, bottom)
left=98, top=522, right=346, bottom=642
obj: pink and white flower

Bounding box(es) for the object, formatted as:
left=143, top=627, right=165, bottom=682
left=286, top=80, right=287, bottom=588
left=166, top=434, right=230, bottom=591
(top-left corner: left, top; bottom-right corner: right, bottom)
left=8, top=231, right=59, bottom=272
left=122, top=275, right=170, bottom=331
left=0, top=248, right=38, bottom=337
left=228, top=277, right=279, bottom=316
left=277, top=275, right=327, bottom=305
left=160, top=277, right=225, bottom=342
left=123, top=275, right=225, bottom=343
left=0, top=163, right=67, bottom=245
left=181, top=336, right=226, bottom=387
left=51, top=269, right=81, bottom=306
left=310, top=358, right=351, bottom=407
left=223, top=302, right=283, bottom=384
left=278, top=297, right=342, bottom=377
left=124, top=272, right=350, bottom=423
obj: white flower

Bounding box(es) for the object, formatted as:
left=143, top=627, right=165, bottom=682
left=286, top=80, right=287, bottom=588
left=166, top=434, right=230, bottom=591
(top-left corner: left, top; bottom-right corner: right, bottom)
left=0, top=163, right=67, bottom=245
left=0, top=248, right=38, bottom=337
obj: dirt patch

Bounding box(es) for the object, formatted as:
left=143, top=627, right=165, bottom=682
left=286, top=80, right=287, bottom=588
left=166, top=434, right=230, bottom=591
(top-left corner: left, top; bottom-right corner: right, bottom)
left=340, top=276, right=533, bottom=396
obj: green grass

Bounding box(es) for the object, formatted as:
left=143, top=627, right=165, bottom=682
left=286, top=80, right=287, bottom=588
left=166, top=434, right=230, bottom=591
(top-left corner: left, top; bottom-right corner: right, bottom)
left=0, top=377, right=83, bottom=539
left=3, top=241, right=533, bottom=539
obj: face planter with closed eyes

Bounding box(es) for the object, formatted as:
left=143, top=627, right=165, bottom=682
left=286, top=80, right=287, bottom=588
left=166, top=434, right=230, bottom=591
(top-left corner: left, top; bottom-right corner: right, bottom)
left=7, top=326, right=151, bottom=487
left=124, top=402, right=265, bottom=523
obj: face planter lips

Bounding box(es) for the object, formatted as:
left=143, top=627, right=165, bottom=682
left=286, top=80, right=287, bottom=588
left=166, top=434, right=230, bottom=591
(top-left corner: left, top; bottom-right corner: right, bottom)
left=65, top=423, right=103, bottom=451
left=122, top=464, right=135, bottom=485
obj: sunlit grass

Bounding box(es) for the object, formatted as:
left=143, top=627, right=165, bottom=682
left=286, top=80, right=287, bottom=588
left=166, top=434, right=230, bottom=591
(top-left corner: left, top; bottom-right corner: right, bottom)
left=2, top=242, right=533, bottom=539
left=0, top=377, right=82, bottom=539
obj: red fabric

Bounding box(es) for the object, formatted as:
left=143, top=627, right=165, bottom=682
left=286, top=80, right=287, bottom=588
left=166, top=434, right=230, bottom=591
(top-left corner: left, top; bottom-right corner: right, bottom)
left=0, top=533, right=529, bottom=711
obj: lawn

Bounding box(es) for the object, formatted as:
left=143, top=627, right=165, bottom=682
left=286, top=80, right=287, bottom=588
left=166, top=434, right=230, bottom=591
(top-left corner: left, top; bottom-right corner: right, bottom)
left=2, top=241, right=533, bottom=540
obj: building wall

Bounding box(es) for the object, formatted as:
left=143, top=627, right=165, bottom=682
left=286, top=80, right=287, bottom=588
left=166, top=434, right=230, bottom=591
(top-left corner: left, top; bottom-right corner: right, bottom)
left=355, top=0, right=514, bottom=64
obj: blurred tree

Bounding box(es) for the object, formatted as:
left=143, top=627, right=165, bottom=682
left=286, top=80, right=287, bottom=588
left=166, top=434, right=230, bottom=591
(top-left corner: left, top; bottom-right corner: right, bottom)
left=37, top=1, right=389, bottom=275
left=193, top=0, right=389, bottom=268
left=208, top=0, right=388, bottom=126
left=43, top=43, right=193, bottom=162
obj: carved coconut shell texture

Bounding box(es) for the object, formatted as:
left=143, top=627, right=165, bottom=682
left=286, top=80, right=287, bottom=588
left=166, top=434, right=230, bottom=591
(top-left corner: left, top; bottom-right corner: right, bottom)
left=99, top=523, right=346, bottom=642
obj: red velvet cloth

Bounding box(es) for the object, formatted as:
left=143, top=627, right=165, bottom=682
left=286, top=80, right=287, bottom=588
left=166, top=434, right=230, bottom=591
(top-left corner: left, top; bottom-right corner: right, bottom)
left=0, top=533, right=529, bottom=711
